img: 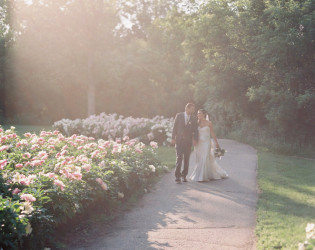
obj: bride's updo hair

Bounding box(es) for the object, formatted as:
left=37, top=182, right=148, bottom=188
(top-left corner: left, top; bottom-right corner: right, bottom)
left=198, top=109, right=208, bottom=124
left=198, top=109, right=207, bottom=118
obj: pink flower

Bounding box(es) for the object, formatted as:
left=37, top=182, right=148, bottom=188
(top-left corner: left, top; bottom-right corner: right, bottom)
left=53, top=130, right=59, bottom=135
left=123, top=136, right=130, bottom=141
left=22, top=153, right=31, bottom=158
left=31, top=144, right=39, bottom=150
left=48, top=138, right=56, bottom=144
left=60, top=168, right=71, bottom=178
left=7, top=133, right=17, bottom=139
left=24, top=133, right=32, bottom=138
left=60, top=160, right=67, bottom=166
left=15, top=164, right=23, bottom=168
left=72, top=172, right=82, bottom=180
left=112, top=148, right=119, bottom=154
left=60, top=150, right=68, bottom=156
left=150, top=141, right=158, bottom=148
left=37, top=138, right=45, bottom=145
left=91, top=150, right=100, bottom=158
left=54, top=179, right=65, bottom=191
left=135, top=148, right=142, bottom=153
left=128, top=139, right=137, bottom=146
left=88, top=143, right=97, bottom=148
left=31, top=160, right=44, bottom=167
left=48, top=173, right=55, bottom=178
left=38, top=151, right=48, bottom=159
left=69, top=142, right=77, bottom=147
left=19, top=174, right=36, bottom=185
left=0, top=159, right=7, bottom=169
left=58, top=134, right=66, bottom=141
left=38, top=151, right=46, bottom=157
left=43, top=172, right=56, bottom=179
left=58, top=134, right=65, bottom=141
left=76, top=139, right=85, bottom=144
left=95, top=178, right=108, bottom=190
left=77, top=146, right=84, bottom=150
left=77, top=155, right=88, bottom=163
left=0, top=145, right=9, bottom=152
left=40, top=131, right=47, bottom=137
left=12, top=188, right=21, bottom=195
left=20, top=193, right=36, bottom=202
left=82, top=164, right=91, bottom=172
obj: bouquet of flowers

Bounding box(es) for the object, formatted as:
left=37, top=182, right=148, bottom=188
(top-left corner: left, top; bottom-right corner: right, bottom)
left=215, top=148, right=226, bottom=158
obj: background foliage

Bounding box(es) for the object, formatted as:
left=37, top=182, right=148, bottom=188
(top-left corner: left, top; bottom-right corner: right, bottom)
left=0, top=0, right=314, bottom=149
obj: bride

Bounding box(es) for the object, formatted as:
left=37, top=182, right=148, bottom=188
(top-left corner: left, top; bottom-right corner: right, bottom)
left=188, top=109, right=228, bottom=182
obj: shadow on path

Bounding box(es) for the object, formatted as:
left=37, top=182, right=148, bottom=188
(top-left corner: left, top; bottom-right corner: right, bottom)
left=71, top=139, right=257, bottom=250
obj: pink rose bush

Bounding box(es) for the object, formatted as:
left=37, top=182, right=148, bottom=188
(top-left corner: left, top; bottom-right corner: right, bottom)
left=0, top=126, right=164, bottom=249
left=53, top=112, right=174, bottom=146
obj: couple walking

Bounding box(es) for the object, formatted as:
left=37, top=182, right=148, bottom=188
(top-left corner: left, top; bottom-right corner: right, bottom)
left=171, top=103, right=228, bottom=183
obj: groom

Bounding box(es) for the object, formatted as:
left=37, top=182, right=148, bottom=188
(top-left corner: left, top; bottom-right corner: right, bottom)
left=171, top=103, right=198, bottom=183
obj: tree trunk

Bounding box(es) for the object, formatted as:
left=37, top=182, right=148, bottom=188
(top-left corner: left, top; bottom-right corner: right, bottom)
left=87, top=54, right=95, bottom=117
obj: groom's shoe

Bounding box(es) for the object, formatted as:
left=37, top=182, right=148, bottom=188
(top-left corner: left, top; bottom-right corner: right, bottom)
left=182, top=176, right=188, bottom=182
left=175, top=178, right=181, bottom=184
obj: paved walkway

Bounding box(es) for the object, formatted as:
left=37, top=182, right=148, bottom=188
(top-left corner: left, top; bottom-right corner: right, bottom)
left=74, top=139, right=258, bottom=250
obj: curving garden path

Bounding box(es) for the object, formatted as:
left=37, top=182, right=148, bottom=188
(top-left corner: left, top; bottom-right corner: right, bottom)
left=71, top=139, right=258, bottom=250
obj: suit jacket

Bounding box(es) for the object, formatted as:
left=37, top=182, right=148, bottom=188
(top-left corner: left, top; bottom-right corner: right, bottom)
left=172, top=112, right=198, bottom=146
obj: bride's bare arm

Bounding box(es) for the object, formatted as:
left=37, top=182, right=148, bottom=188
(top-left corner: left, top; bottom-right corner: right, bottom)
left=208, top=121, right=220, bottom=148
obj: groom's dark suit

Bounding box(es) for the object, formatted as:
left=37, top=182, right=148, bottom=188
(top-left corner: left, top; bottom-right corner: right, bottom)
left=172, top=112, right=198, bottom=179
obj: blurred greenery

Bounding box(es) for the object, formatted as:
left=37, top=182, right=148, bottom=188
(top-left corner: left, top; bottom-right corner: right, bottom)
left=0, top=0, right=314, bottom=152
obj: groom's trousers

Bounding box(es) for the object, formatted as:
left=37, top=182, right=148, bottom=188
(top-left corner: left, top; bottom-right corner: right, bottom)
left=175, top=142, right=192, bottom=179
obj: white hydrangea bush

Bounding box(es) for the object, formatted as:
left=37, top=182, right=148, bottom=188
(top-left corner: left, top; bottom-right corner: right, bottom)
left=53, top=113, right=174, bottom=145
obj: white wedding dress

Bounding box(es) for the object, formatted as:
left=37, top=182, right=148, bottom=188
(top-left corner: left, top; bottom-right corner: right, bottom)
left=188, top=126, right=228, bottom=181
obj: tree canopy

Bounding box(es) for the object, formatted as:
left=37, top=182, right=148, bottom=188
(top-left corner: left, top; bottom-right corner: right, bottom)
left=0, top=0, right=314, bottom=144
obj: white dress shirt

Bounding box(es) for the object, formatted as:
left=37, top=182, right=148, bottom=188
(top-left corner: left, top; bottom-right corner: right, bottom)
left=185, top=112, right=190, bottom=125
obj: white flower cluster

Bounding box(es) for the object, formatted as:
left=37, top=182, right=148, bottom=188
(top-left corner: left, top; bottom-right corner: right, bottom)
left=53, top=113, right=174, bottom=145
left=298, top=223, right=315, bottom=250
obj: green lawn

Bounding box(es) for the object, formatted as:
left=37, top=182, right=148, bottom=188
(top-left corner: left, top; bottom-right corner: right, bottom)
left=156, top=146, right=175, bottom=168
left=256, top=152, right=315, bottom=249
